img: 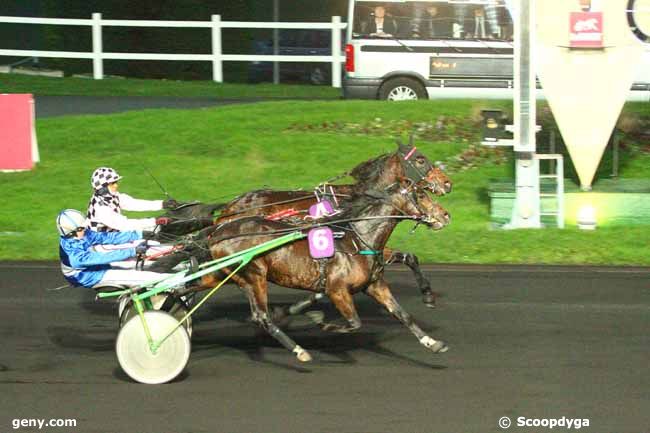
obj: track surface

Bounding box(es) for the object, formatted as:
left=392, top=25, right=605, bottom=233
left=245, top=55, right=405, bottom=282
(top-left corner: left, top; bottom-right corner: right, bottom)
left=1, top=263, right=648, bottom=433
left=34, top=96, right=308, bottom=118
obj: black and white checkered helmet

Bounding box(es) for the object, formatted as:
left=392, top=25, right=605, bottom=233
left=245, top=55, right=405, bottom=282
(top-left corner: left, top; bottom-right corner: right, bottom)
left=91, top=167, right=122, bottom=190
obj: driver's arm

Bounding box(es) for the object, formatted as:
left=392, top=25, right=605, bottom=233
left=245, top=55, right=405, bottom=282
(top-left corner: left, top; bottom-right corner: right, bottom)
left=86, top=229, right=143, bottom=246
left=118, top=193, right=163, bottom=211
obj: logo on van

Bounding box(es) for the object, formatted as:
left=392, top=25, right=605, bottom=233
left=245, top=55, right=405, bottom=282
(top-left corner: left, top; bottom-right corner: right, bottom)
left=431, top=61, right=457, bottom=70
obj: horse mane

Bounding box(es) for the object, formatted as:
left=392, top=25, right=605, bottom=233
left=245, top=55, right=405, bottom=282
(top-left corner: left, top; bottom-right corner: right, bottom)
left=348, top=152, right=395, bottom=184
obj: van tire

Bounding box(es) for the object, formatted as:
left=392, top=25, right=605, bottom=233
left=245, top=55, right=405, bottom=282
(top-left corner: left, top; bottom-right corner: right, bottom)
left=379, top=77, right=427, bottom=101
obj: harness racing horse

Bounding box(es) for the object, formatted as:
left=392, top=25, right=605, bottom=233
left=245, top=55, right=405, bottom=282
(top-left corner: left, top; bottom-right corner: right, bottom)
left=157, top=140, right=452, bottom=308
left=197, top=181, right=450, bottom=362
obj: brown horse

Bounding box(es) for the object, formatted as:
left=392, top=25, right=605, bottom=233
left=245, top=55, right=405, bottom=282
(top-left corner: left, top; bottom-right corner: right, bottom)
left=197, top=182, right=450, bottom=362
left=159, top=141, right=452, bottom=307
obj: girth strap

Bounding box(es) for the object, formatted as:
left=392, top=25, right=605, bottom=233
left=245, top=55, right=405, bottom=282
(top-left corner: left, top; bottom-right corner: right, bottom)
left=314, top=257, right=330, bottom=292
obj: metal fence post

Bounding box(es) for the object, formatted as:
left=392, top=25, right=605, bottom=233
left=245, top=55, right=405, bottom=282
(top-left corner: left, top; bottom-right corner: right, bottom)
left=211, top=14, right=223, bottom=83
left=91, top=13, right=103, bottom=79
left=331, top=16, right=341, bottom=88
left=273, top=0, right=279, bottom=84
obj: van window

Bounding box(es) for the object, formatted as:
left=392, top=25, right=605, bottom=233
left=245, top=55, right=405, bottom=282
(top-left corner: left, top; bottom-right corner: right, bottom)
left=352, top=1, right=513, bottom=41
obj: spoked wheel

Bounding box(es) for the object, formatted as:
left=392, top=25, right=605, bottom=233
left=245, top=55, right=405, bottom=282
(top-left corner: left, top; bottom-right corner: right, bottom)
left=379, top=77, right=427, bottom=101
left=119, top=295, right=193, bottom=337
left=116, top=311, right=191, bottom=385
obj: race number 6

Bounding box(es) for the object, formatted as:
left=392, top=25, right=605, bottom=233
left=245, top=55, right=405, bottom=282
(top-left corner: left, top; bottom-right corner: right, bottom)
left=308, top=227, right=334, bottom=259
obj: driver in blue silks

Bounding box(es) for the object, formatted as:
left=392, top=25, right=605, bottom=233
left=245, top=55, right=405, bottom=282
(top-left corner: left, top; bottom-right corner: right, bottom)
left=56, top=209, right=173, bottom=289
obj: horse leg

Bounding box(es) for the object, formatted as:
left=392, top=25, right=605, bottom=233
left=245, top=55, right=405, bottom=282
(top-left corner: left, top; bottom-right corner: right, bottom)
left=365, top=279, right=448, bottom=353
left=230, top=272, right=312, bottom=363
left=384, top=249, right=438, bottom=308
left=315, top=286, right=362, bottom=333
left=271, top=292, right=327, bottom=322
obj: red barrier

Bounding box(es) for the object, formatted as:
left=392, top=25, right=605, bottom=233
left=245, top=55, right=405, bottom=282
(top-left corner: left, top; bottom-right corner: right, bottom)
left=0, top=94, right=39, bottom=171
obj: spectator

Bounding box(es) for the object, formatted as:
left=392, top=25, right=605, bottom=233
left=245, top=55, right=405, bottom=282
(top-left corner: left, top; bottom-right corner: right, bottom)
left=361, top=5, right=398, bottom=37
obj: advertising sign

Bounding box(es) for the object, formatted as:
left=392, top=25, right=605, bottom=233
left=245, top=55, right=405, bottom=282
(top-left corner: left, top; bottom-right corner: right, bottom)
left=430, top=57, right=512, bottom=78
left=536, top=0, right=643, bottom=188
left=0, top=94, right=39, bottom=171
left=570, top=12, right=604, bottom=48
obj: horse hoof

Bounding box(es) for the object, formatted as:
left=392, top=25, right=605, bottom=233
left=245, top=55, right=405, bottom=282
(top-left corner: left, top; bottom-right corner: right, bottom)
left=433, top=341, right=449, bottom=353
left=322, top=323, right=359, bottom=334
left=305, top=311, right=325, bottom=325
left=271, top=306, right=288, bottom=322
left=293, top=346, right=312, bottom=362
left=422, top=290, right=437, bottom=308
left=420, top=336, right=449, bottom=353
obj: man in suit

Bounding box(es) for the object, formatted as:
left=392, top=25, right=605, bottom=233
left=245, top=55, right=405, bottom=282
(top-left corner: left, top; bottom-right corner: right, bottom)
left=417, top=5, right=453, bottom=38
left=361, top=5, right=398, bottom=37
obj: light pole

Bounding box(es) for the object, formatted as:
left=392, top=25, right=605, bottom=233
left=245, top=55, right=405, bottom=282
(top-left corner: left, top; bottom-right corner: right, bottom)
left=273, top=0, right=279, bottom=84
left=509, top=0, right=541, bottom=228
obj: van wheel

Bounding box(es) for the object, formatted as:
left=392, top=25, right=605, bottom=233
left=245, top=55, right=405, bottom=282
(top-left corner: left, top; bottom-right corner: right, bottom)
left=379, top=78, right=427, bottom=101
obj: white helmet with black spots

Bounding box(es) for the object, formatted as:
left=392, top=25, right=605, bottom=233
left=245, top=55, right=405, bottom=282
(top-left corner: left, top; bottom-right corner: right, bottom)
left=56, top=209, right=87, bottom=237
left=91, top=167, right=122, bottom=190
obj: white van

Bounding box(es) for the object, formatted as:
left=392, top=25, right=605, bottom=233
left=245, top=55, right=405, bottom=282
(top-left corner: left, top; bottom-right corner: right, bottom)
left=343, top=0, right=650, bottom=102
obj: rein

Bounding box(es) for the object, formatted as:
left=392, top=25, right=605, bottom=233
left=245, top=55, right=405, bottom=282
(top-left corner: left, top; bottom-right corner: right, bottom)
left=216, top=194, right=317, bottom=220
left=205, top=214, right=423, bottom=245
left=206, top=186, right=430, bottom=247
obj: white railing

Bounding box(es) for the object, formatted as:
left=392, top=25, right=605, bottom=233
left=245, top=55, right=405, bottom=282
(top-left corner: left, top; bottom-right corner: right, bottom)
left=0, top=14, right=347, bottom=87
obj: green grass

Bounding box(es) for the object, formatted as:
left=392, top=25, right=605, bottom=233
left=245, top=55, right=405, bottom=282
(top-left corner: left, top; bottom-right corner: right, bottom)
left=1, top=98, right=649, bottom=264
left=0, top=73, right=341, bottom=98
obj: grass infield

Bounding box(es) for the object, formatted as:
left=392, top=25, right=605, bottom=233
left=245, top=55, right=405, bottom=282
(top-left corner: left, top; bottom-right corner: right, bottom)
left=1, top=79, right=649, bottom=264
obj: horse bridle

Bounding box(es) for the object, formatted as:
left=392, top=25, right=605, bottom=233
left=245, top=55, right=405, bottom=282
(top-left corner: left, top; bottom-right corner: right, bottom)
left=394, top=180, right=434, bottom=224
left=397, top=146, right=439, bottom=193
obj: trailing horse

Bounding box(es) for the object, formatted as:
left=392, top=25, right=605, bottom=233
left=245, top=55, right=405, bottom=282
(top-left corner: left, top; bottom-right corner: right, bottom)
left=194, top=181, right=450, bottom=362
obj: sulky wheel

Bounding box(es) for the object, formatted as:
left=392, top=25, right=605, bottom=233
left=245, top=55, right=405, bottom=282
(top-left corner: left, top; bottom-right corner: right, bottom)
left=119, top=295, right=193, bottom=337
left=116, top=311, right=191, bottom=385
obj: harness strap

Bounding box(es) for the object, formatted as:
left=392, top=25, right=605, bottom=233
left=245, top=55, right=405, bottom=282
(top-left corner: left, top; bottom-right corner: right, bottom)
left=135, top=254, right=145, bottom=271
left=368, top=252, right=386, bottom=285
left=314, top=257, right=330, bottom=292
left=358, top=250, right=381, bottom=255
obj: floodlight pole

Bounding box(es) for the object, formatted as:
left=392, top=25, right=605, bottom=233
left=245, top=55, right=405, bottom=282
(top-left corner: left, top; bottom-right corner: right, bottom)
left=508, top=0, right=541, bottom=228
left=273, top=0, right=280, bottom=84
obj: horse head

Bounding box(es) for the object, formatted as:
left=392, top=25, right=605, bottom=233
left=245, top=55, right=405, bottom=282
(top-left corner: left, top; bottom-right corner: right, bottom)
left=392, top=179, right=450, bottom=230
left=423, top=165, right=452, bottom=196
left=396, top=136, right=453, bottom=196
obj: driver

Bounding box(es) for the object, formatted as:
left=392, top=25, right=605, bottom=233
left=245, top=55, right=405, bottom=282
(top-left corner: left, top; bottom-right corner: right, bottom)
left=57, top=209, right=174, bottom=289
left=86, top=167, right=181, bottom=263
left=86, top=167, right=177, bottom=233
